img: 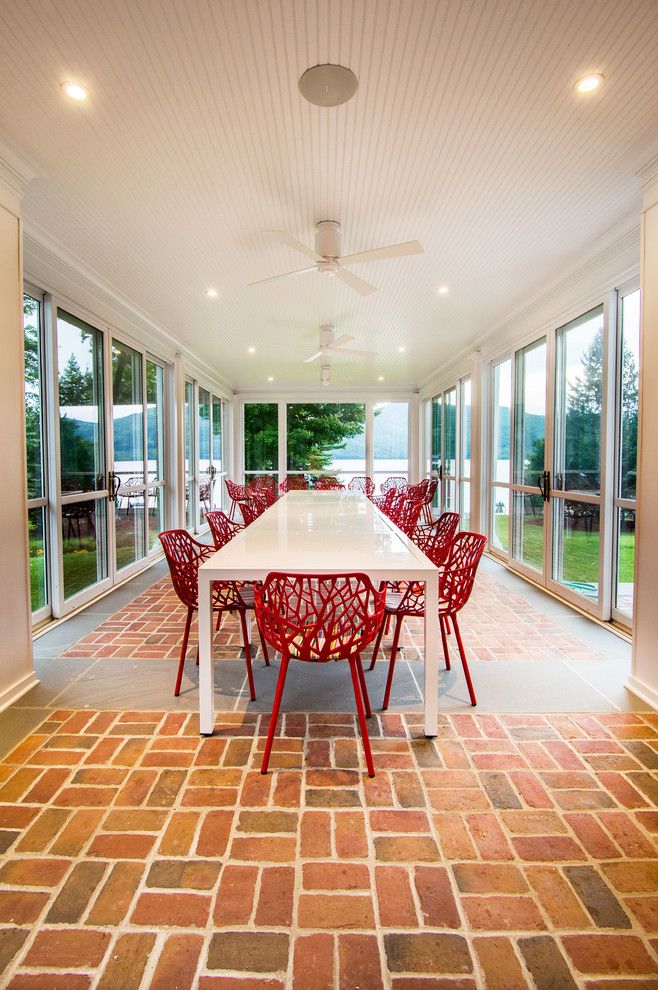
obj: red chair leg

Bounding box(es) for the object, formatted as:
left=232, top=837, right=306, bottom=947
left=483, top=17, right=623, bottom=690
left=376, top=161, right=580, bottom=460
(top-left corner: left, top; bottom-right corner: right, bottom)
left=216, top=609, right=224, bottom=633
left=349, top=656, right=375, bottom=777
left=440, top=614, right=451, bottom=670
left=238, top=609, right=256, bottom=702
left=382, top=614, right=404, bottom=711
left=258, top=626, right=270, bottom=666
left=175, top=607, right=194, bottom=697
left=368, top=615, right=386, bottom=671
left=261, top=655, right=290, bottom=774
left=385, top=613, right=392, bottom=635
left=355, top=654, right=371, bottom=718
left=452, top=614, right=476, bottom=706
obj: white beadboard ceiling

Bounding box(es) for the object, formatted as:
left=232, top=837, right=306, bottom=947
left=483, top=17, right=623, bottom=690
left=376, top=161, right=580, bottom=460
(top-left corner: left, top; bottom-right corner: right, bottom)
left=1, top=0, right=656, bottom=390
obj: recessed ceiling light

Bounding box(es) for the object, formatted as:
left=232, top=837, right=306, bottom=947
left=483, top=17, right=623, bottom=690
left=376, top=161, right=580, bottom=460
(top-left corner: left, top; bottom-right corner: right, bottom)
left=62, top=82, right=88, bottom=101
left=398, top=346, right=406, bottom=353
left=248, top=346, right=256, bottom=354
left=437, top=285, right=449, bottom=295
left=574, top=73, right=605, bottom=94
left=378, top=376, right=384, bottom=382
left=205, top=288, right=218, bottom=298
left=299, top=63, right=358, bottom=107
left=267, top=376, right=274, bottom=382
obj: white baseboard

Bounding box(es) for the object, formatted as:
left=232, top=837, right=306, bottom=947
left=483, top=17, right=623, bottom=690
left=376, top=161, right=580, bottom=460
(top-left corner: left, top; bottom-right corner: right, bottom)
left=0, top=670, right=40, bottom=714
left=625, top=675, right=658, bottom=712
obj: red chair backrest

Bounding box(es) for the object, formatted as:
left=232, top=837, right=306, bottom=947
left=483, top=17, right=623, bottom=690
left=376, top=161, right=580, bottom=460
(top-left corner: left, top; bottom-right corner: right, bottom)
left=415, top=511, right=460, bottom=564
left=390, top=495, right=424, bottom=537
left=440, top=532, right=487, bottom=613
left=315, top=477, right=345, bottom=490
left=424, top=478, right=438, bottom=504
left=225, top=479, right=247, bottom=503
left=239, top=493, right=267, bottom=526
left=206, top=510, right=241, bottom=550
left=348, top=476, right=375, bottom=497
left=280, top=475, right=308, bottom=492
left=406, top=481, right=425, bottom=501
left=248, top=475, right=277, bottom=495
left=254, top=572, right=385, bottom=663
left=158, top=530, right=213, bottom=609
left=380, top=476, right=408, bottom=496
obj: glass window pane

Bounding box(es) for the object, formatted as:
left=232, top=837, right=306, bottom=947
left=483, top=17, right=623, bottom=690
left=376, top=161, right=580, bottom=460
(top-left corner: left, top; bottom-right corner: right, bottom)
left=147, top=361, right=164, bottom=484
left=212, top=396, right=222, bottom=470
left=460, top=380, right=471, bottom=479
left=460, top=480, right=471, bottom=530
left=616, top=508, right=635, bottom=617
left=492, top=359, right=511, bottom=484
left=619, top=290, right=640, bottom=499
left=444, top=389, right=457, bottom=476
left=62, top=499, right=107, bottom=598
left=24, top=294, right=44, bottom=500
left=185, top=381, right=194, bottom=529
left=115, top=488, right=145, bottom=570
left=512, top=492, right=544, bottom=571
left=245, top=403, right=278, bottom=473
left=551, top=497, right=600, bottom=601
left=554, top=307, right=604, bottom=495
left=431, top=395, right=442, bottom=476
left=514, top=341, right=546, bottom=487
left=28, top=506, right=47, bottom=612
left=58, top=311, right=105, bottom=494
left=199, top=388, right=211, bottom=524
left=286, top=403, right=366, bottom=486
left=445, top=479, right=456, bottom=512
left=148, top=487, right=165, bottom=551
left=112, top=340, right=144, bottom=485
left=373, top=402, right=408, bottom=490
left=492, top=487, right=510, bottom=553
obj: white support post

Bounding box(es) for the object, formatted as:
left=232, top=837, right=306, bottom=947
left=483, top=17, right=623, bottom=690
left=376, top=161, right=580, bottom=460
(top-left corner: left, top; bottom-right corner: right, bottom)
left=423, top=569, right=439, bottom=736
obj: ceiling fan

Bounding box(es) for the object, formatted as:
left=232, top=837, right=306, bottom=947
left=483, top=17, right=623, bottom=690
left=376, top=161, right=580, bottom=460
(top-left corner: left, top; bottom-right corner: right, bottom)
left=305, top=324, right=376, bottom=386
left=249, top=220, right=423, bottom=296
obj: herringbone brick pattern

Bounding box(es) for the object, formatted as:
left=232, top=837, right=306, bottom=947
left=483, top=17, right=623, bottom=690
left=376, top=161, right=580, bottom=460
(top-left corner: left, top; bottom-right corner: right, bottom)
left=1, top=709, right=656, bottom=988
left=63, top=572, right=603, bottom=662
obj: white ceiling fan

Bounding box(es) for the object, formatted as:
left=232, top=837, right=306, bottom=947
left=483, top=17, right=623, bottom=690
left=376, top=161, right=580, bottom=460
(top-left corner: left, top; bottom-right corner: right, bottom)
left=304, top=324, right=376, bottom=367
left=249, top=220, right=423, bottom=296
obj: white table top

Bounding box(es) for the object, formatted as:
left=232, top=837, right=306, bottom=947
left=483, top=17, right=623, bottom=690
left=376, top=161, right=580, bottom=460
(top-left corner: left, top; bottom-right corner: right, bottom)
left=199, top=490, right=437, bottom=580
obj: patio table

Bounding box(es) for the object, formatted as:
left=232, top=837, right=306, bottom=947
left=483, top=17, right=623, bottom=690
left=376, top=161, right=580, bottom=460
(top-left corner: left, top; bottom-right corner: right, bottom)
left=197, top=490, right=440, bottom=736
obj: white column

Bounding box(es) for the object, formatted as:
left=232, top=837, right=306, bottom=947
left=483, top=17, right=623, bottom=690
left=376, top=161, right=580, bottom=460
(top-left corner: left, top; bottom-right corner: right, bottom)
left=0, top=152, right=37, bottom=710
left=628, top=157, right=658, bottom=709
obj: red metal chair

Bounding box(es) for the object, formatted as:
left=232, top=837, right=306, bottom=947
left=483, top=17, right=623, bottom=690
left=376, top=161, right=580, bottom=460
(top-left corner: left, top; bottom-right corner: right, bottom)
left=254, top=572, right=385, bottom=777
left=373, top=476, right=408, bottom=513
left=225, top=479, right=248, bottom=520
left=158, top=529, right=262, bottom=700
left=280, top=475, right=308, bottom=493
left=239, top=496, right=265, bottom=527
left=413, top=510, right=460, bottom=560
left=348, top=476, right=375, bottom=497
left=421, top=479, right=439, bottom=524
left=248, top=475, right=277, bottom=497
left=369, top=532, right=487, bottom=710
left=314, top=477, right=346, bottom=491
left=388, top=494, right=424, bottom=538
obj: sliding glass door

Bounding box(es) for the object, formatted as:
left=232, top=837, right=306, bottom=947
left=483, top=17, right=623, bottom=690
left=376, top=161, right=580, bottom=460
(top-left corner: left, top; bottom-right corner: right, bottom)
left=428, top=379, right=471, bottom=521
left=24, top=291, right=50, bottom=620
left=511, top=339, right=547, bottom=578
left=111, top=339, right=147, bottom=573
left=613, top=286, right=639, bottom=623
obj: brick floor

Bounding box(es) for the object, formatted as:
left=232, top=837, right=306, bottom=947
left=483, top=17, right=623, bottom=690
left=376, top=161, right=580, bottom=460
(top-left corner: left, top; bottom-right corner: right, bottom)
left=1, top=709, right=656, bottom=988
left=64, top=571, right=603, bottom=662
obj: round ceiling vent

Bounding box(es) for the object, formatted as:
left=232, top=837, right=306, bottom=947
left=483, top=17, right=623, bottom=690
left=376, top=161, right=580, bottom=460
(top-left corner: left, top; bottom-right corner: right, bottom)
left=298, top=63, right=358, bottom=107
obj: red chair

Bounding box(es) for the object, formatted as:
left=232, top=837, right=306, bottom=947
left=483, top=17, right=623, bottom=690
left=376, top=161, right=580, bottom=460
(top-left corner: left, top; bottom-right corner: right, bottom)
left=248, top=475, right=277, bottom=497
left=225, top=479, right=248, bottom=520
left=206, top=510, right=243, bottom=545
left=158, top=530, right=261, bottom=700
left=239, top=496, right=264, bottom=527
left=254, top=573, right=385, bottom=777
left=388, top=494, right=424, bottom=538
left=348, top=476, right=375, bottom=497
left=369, top=532, right=487, bottom=710
left=373, top=476, right=408, bottom=513
left=280, top=475, right=308, bottom=493
left=413, top=510, right=460, bottom=561
left=421, top=479, right=439, bottom=524
left=315, top=477, right=345, bottom=491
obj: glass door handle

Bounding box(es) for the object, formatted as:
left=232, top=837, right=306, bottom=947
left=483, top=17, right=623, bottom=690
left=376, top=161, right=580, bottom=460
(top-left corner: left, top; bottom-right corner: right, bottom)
left=537, top=470, right=551, bottom=502
left=108, top=471, right=120, bottom=502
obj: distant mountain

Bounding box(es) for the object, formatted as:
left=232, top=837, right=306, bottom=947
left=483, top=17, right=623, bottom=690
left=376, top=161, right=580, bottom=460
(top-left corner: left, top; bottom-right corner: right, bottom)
left=330, top=402, right=409, bottom=460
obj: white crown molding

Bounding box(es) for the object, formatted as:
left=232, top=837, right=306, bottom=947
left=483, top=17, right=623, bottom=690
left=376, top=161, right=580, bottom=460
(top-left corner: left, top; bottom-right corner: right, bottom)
left=23, top=224, right=234, bottom=398
left=235, top=385, right=416, bottom=400
left=0, top=142, right=39, bottom=216
left=419, top=212, right=640, bottom=397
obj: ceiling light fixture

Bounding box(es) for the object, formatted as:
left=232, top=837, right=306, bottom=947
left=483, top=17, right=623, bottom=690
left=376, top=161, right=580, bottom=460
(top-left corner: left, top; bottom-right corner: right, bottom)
left=437, top=285, right=449, bottom=295
left=248, top=346, right=256, bottom=354
left=298, top=63, right=358, bottom=107
left=205, top=288, right=218, bottom=298
left=574, top=73, right=605, bottom=93
left=398, top=346, right=406, bottom=353
left=62, top=81, right=88, bottom=101
left=267, top=376, right=274, bottom=382
left=378, top=376, right=384, bottom=382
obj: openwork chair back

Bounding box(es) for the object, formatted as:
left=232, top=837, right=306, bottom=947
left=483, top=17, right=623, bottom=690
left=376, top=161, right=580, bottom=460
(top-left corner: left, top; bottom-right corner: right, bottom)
left=314, top=476, right=344, bottom=491
left=440, top=532, right=487, bottom=614
left=380, top=476, right=408, bottom=496
left=415, top=511, right=460, bottom=564
left=348, top=476, right=375, bottom=497
left=255, top=573, right=385, bottom=662
left=406, top=481, right=426, bottom=501
left=239, top=497, right=265, bottom=527
left=206, top=510, right=242, bottom=550
left=248, top=475, right=277, bottom=496
left=258, top=486, right=278, bottom=507
left=225, top=479, right=247, bottom=518
left=389, top=495, right=424, bottom=537
left=280, top=475, right=308, bottom=492
left=158, top=530, right=212, bottom=610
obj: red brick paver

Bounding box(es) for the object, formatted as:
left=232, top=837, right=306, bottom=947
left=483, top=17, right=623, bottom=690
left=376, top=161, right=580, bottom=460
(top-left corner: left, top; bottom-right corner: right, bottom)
left=0, top=709, right=656, bottom=988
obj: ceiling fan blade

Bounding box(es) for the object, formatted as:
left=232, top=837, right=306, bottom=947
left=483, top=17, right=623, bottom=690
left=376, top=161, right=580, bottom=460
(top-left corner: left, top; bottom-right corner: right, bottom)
left=303, top=351, right=323, bottom=364
left=334, top=347, right=377, bottom=359
left=335, top=268, right=377, bottom=296
left=339, top=240, right=424, bottom=265
left=264, top=230, right=321, bottom=261
left=248, top=266, right=315, bottom=287
left=329, top=334, right=355, bottom=348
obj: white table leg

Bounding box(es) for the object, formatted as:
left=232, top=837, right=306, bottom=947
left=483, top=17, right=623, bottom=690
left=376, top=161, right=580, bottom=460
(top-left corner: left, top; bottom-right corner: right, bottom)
left=423, top=569, right=439, bottom=737
left=198, top=570, right=215, bottom=735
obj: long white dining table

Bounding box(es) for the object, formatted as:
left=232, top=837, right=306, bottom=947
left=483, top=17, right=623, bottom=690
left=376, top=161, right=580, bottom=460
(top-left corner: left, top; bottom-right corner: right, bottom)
left=197, top=490, right=440, bottom=737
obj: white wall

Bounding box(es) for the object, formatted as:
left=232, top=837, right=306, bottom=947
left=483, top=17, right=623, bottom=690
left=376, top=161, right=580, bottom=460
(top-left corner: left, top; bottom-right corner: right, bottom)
left=629, top=159, right=658, bottom=708
left=0, top=163, right=37, bottom=709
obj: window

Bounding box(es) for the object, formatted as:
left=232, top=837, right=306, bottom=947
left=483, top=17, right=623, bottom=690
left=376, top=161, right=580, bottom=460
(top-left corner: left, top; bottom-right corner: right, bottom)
left=198, top=387, right=211, bottom=525
left=373, top=402, right=409, bottom=490
left=24, top=292, right=49, bottom=617
left=286, top=403, right=366, bottom=486
left=184, top=380, right=195, bottom=529
left=614, top=288, right=639, bottom=620
left=428, top=381, right=469, bottom=520
left=459, top=380, right=471, bottom=529
left=112, top=339, right=146, bottom=571
left=147, top=360, right=165, bottom=549
left=490, top=359, right=512, bottom=553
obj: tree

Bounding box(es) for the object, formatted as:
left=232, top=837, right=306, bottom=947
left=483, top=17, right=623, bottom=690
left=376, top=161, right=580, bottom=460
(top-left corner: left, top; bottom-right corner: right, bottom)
left=244, top=402, right=368, bottom=473
left=59, top=353, right=94, bottom=405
